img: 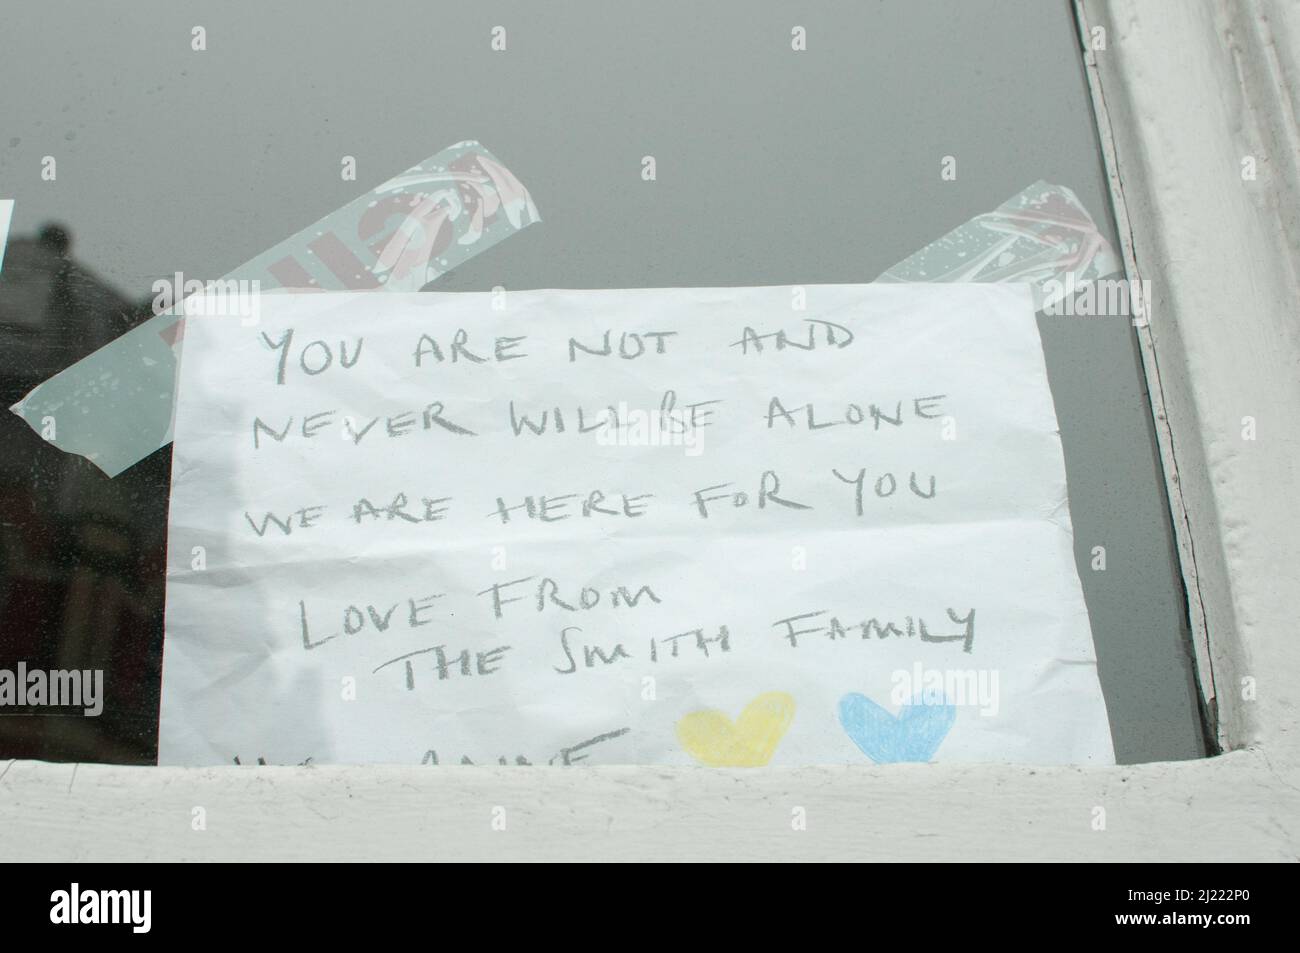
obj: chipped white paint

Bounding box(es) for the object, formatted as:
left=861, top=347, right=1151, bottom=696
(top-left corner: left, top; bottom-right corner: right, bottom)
left=2, top=0, right=1299, bottom=860
left=1078, top=0, right=1300, bottom=759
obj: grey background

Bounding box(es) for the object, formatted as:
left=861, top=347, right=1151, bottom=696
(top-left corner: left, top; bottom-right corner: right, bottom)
left=0, top=0, right=1205, bottom=761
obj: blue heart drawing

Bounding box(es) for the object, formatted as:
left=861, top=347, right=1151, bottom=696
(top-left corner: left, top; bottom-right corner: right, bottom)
left=838, top=693, right=956, bottom=763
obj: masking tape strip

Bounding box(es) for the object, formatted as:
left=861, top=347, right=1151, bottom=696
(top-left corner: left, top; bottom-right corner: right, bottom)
left=876, top=180, right=1121, bottom=308
left=0, top=200, right=13, bottom=277
left=8, top=141, right=540, bottom=477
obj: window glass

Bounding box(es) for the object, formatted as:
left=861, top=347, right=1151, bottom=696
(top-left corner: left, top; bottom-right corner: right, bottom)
left=0, top=0, right=1206, bottom=764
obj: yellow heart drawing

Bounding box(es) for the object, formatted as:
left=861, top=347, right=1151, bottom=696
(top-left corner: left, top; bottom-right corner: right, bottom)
left=676, top=691, right=796, bottom=767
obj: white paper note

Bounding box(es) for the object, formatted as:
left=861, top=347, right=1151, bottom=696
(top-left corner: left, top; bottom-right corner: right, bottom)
left=160, top=285, right=1115, bottom=766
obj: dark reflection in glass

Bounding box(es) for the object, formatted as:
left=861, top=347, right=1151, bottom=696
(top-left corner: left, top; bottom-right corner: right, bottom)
left=0, top=224, right=167, bottom=763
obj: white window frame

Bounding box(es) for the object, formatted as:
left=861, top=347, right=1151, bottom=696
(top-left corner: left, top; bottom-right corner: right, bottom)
left=3, top=0, right=1298, bottom=861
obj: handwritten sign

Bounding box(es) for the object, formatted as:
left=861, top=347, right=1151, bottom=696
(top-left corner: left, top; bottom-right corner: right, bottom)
left=159, top=285, right=1114, bottom=765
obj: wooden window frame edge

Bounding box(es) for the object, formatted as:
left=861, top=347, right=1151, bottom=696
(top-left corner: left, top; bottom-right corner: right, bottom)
left=2, top=0, right=1298, bottom=861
